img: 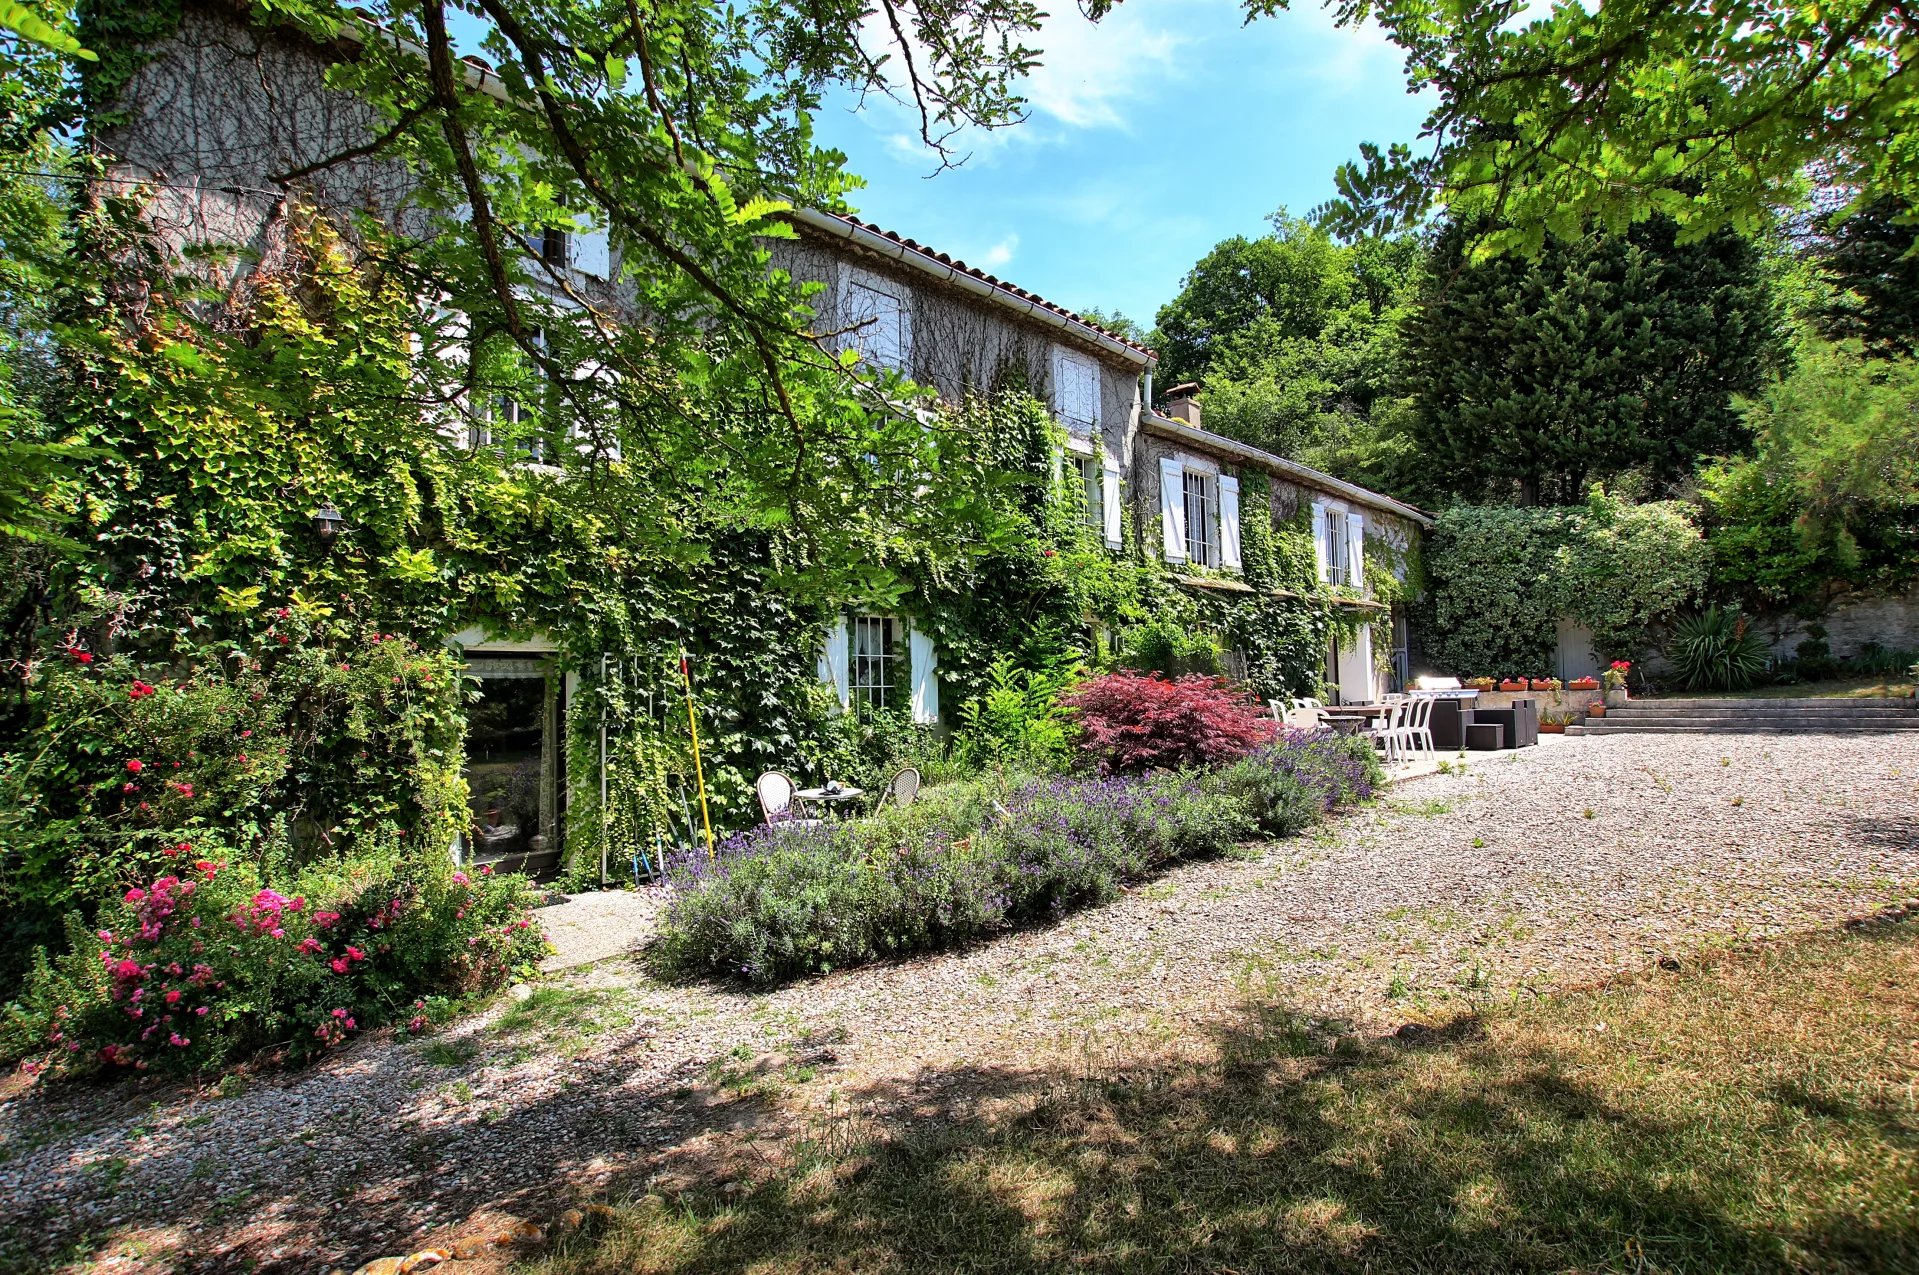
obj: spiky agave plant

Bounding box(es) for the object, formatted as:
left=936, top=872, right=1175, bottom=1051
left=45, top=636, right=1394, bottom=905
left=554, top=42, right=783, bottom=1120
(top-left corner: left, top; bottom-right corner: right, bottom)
left=1667, top=608, right=1771, bottom=692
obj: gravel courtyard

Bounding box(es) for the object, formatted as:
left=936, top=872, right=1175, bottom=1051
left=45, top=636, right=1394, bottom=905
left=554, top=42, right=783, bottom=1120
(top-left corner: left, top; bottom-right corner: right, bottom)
left=3, top=733, right=1915, bottom=1273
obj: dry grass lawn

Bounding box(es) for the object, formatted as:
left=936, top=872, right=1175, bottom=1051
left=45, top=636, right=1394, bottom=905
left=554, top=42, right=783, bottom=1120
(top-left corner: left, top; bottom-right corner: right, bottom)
left=524, top=915, right=1919, bottom=1274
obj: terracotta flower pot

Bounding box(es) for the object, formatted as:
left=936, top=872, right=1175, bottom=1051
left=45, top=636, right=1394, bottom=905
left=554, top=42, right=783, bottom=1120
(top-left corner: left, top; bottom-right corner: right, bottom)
left=1539, top=721, right=1567, bottom=733
left=1587, top=702, right=1606, bottom=718
left=1567, top=678, right=1599, bottom=691
left=1499, top=680, right=1527, bottom=692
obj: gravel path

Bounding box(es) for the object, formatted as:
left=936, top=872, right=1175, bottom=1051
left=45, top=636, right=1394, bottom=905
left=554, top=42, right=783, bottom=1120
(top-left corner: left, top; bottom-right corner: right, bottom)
left=2, top=733, right=1915, bottom=1273
left=537, top=887, right=668, bottom=972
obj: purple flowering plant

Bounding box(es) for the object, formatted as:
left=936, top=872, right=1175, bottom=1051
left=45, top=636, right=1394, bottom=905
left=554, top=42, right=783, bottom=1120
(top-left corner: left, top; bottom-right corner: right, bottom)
left=650, top=732, right=1382, bottom=986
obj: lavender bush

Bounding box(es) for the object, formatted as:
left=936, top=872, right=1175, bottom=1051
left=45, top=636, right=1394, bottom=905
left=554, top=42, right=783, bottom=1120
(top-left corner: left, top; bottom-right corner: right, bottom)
left=1211, top=730, right=1385, bottom=837
left=649, top=733, right=1384, bottom=986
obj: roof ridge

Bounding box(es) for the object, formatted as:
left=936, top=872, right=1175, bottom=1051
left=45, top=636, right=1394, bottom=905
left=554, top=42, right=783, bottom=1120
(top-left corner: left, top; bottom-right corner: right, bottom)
left=809, top=211, right=1157, bottom=360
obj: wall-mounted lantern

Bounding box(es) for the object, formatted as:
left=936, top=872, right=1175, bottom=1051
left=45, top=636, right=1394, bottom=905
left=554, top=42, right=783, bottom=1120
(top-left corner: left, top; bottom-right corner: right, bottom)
left=311, top=502, right=346, bottom=542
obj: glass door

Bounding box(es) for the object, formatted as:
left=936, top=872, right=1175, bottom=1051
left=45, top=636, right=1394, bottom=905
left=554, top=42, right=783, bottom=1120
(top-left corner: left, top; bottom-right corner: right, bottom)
left=462, top=656, right=563, bottom=877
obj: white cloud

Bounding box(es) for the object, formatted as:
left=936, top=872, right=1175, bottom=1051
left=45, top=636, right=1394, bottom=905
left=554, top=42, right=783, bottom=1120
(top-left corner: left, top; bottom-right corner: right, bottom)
left=847, top=0, right=1197, bottom=164
left=1020, top=3, right=1191, bottom=131
left=976, top=234, right=1019, bottom=269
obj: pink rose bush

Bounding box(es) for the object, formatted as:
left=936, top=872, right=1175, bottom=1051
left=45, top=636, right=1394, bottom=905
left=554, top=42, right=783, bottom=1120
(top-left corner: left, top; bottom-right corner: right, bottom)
left=3, top=847, right=547, bottom=1077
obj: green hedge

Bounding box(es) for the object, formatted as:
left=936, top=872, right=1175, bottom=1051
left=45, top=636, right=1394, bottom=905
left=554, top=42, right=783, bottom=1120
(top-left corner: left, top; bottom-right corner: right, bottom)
left=1421, top=491, right=1709, bottom=677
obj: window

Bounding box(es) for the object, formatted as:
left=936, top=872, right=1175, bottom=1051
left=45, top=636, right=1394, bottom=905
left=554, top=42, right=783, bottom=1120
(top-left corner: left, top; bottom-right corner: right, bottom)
left=850, top=615, right=902, bottom=711
left=539, top=219, right=612, bottom=279
left=1183, top=469, right=1220, bottom=567
left=1052, top=347, right=1100, bottom=436
left=1074, top=454, right=1103, bottom=532
left=472, top=330, right=550, bottom=463
left=1314, top=503, right=1364, bottom=588
left=842, top=270, right=911, bottom=373
left=1323, top=506, right=1350, bottom=585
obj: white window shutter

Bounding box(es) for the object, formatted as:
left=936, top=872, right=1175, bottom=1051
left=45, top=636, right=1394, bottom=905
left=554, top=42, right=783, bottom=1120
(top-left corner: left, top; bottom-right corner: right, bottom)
left=909, top=629, right=939, bottom=725
left=1311, top=501, right=1330, bottom=583
left=429, top=300, right=469, bottom=445
left=1348, top=622, right=1376, bottom=702
left=572, top=223, right=611, bottom=278
left=1101, top=460, right=1122, bottom=549
left=1159, top=458, right=1187, bottom=563
left=1346, top=511, right=1366, bottom=592
left=1053, top=348, right=1099, bottom=435
left=1218, top=474, right=1242, bottom=571
left=843, top=273, right=910, bottom=373
left=817, top=615, right=850, bottom=709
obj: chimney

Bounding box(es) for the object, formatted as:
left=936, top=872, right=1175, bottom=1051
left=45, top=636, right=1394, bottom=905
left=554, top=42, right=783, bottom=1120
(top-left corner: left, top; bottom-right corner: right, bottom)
left=1163, top=382, right=1201, bottom=430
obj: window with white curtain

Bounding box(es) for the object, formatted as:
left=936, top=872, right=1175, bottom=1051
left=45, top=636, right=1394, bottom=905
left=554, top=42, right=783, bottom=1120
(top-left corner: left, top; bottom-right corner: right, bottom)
left=850, top=615, right=902, bottom=711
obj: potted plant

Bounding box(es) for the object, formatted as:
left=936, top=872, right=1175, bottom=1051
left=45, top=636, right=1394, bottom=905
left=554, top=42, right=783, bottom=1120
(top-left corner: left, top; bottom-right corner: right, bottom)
left=1530, top=676, right=1562, bottom=692
left=1601, top=660, right=1632, bottom=706
left=1566, top=675, right=1600, bottom=691
left=1498, top=677, right=1527, bottom=692
left=1586, top=700, right=1606, bottom=718
left=1467, top=676, right=1496, bottom=693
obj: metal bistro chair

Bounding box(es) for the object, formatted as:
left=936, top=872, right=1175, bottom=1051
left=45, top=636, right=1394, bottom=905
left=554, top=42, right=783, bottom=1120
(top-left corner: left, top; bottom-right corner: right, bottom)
left=755, top=770, right=822, bottom=827
left=872, top=766, right=921, bottom=814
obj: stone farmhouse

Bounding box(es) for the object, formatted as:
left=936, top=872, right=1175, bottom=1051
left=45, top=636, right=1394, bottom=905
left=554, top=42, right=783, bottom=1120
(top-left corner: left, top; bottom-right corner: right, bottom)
left=98, top=0, right=1429, bottom=871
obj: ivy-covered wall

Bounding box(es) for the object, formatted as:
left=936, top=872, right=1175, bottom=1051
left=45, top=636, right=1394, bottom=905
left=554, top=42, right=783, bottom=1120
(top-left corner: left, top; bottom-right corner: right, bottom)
left=65, top=0, right=1434, bottom=891
left=1418, top=494, right=1710, bottom=678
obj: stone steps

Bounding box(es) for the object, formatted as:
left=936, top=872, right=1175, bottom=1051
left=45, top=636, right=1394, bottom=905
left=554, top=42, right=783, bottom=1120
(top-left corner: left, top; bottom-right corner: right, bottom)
left=1588, top=696, right=1919, bottom=734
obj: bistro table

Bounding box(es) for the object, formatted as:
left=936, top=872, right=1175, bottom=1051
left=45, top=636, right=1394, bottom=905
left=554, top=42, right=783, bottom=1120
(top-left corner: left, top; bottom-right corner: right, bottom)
left=795, top=784, right=866, bottom=818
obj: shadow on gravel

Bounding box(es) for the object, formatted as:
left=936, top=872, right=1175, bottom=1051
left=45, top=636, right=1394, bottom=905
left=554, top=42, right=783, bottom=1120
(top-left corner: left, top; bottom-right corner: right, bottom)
left=1842, top=810, right=1919, bottom=855
left=8, top=922, right=1918, bottom=1274
left=517, top=922, right=1919, bottom=1275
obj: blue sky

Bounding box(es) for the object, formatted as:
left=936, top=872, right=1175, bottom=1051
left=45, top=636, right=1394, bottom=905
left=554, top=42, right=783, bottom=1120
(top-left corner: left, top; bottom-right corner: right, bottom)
left=447, top=2, right=1433, bottom=329
left=815, top=1, right=1435, bottom=328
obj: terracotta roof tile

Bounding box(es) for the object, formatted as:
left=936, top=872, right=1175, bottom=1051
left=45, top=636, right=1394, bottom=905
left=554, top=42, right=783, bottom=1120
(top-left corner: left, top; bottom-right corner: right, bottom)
left=815, top=212, right=1157, bottom=360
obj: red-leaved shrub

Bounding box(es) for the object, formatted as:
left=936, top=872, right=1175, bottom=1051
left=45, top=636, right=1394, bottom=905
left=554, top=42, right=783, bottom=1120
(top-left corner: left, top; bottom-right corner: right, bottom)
left=1060, top=673, right=1278, bottom=774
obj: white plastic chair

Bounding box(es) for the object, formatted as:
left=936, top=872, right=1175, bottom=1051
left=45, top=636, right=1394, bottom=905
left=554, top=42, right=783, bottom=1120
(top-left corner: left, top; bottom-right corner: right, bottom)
left=1386, top=694, right=1437, bottom=764
left=1370, top=698, right=1409, bottom=762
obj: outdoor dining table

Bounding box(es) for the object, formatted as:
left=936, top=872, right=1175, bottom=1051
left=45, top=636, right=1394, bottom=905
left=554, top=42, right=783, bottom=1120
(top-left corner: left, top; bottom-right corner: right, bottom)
left=796, top=784, right=865, bottom=817
left=1317, top=704, right=1392, bottom=737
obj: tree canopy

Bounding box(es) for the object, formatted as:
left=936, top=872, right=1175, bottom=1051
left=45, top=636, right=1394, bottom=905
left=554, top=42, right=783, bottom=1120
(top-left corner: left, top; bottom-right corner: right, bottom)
left=1148, top=213, right=1420, bottom=488
left=1300, top=0, right=1918, bottom=254
left=1805, top=197, right=1919, bottom=358
left=1401, top=216, right=1779, bottom=505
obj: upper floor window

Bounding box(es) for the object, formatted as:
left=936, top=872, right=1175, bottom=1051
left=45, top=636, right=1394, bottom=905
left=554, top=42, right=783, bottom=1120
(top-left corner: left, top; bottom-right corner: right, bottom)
left=540, top=218, right=611, bottom=279
left=471, top=329, right=550, bottom=463
left=1183, top=469, right=1220, bottom=567
left=1052, top=346, right=1099, bottom=436
left=841, top=269, right=911, bottom=373
left=1314, top=501, right=1365, bottom=588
